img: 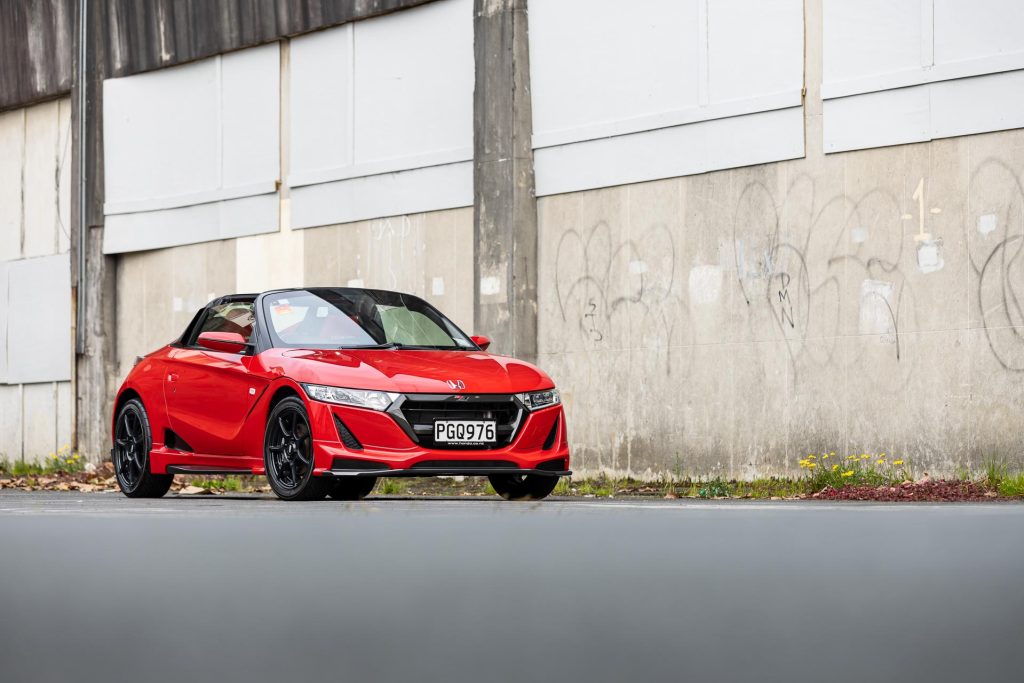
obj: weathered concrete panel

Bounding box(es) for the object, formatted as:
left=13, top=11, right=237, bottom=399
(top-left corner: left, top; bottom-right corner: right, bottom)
left=0, top=384, right=23, bottom=462
left=22, top=100, right=61, bottom=258
left=538, top=127, right=1024, bottom=478
left=22, top=383, right=58, bottom=463
left=0, top=109, right=25, bottom=262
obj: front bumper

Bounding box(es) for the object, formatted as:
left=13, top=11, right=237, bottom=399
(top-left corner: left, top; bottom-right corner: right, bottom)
left=306, top=395, right=571, bottom=478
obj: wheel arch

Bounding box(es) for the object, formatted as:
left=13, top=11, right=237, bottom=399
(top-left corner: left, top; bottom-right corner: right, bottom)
left=111, top=387, right=143, bottom=439
left=267, top=383, right=303, bottom=413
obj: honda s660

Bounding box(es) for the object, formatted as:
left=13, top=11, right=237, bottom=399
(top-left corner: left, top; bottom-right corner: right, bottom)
left=111, top=288, right=570, bottom=501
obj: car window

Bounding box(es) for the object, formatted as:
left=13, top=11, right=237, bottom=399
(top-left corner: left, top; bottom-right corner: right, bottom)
left=190, top=302, right=255, bottom=346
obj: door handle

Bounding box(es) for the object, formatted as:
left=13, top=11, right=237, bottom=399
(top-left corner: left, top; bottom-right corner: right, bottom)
left=167, top=373, right=179, bottom=382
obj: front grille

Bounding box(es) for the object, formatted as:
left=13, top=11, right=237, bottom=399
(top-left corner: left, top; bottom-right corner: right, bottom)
left=397, top=394, right=523, bottom=450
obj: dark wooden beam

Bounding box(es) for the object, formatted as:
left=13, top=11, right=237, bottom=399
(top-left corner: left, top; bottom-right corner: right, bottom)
left=0, top=0, right=75, bottom=111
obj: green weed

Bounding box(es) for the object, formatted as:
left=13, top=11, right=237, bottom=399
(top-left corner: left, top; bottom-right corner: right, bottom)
left=378, top=478, right=409, bottom=495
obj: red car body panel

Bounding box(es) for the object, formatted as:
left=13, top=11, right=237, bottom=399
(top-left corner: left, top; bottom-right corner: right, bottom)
left=114, top=326, right=570, bottom=478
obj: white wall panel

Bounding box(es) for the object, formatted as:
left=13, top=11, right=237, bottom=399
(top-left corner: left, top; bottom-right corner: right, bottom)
left=933, top=0, right=1024, bottom=65
left=288, top=0, right=473, bottom=228
left=4, top=253, right=71, bottom=384
left=353, top=0, right=472, bottom=164
left=221, top=45, right=282, bottom=188
left=104, top=194, right=279, bottom=254
left=290, top=25, right=353, bottom=177
left=529, top=0, right=701, bottom=141
left=103, top=43, right=280, bottom=253
left=536, top=108, right=805, bottom=197
left=529, top=0, right=804, bottom=195
left=708, top=0, right=804, bottom=103
left=823, top=0, right=1024, bottom=153
left=105, top=59, right=220, bottom=205
left=823, top=86, right=930, bottom=154
left=823, top=0, right=923, bottom=89
left=929, top=70, right=1024, bottom=140
left=291, top=162, right=472, bottom=230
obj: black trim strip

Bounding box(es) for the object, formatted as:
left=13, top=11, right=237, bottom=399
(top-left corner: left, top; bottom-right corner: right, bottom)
left=166, top=466, right=253, bottom=475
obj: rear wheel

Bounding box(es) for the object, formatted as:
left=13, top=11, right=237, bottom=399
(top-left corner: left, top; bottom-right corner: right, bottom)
left=113, top=399, right=173, bottom=498
left=488, top=473, right=559, bottom=501
left=264, top=397, right=327, bottom=501
left=327, top=477, right=378, bottom=500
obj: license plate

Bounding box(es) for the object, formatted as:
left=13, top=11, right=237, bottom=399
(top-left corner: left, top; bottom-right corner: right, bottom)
left=433, top=420, right=497, bottom=444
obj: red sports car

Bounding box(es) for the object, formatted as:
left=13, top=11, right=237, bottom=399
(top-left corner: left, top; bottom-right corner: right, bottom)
left=111, top=288, right=570, bottom=501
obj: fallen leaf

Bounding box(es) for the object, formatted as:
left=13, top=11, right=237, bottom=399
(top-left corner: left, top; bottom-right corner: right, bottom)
left=180, top=485, right=212, bottom=495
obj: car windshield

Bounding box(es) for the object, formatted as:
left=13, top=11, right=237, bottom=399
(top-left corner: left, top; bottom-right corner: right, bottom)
left=262, top=288, right=477, bottom=350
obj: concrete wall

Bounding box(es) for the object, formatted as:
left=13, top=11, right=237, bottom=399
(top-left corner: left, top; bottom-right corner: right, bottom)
left=538, top=127, right=1024, bottom=479
left=0, top=98, right=74, bottom=463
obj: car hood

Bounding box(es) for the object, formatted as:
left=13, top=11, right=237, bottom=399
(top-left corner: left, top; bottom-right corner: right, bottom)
left=269, top=348, right=555, bottom=395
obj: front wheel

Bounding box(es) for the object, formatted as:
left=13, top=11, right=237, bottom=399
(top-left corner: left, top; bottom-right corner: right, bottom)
left=113, top=399, right=173, bottom=498
left=488, top=473, right=559, bottom=501
left=264, top=397, right=327, bottom=501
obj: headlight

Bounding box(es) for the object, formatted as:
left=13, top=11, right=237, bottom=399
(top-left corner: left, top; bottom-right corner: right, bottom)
left=517, top=388, right=560, bottom=411
left=302, top=384, right=400, bottom=412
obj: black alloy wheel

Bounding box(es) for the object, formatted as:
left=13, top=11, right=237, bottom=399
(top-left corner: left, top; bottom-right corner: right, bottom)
left=488, top=473, right=559, bottom=501
left=328, top=476, right=378, bottom=500
left=264, top=397, right=327, bottom=501
left=113, top=399, right=173, bottom=498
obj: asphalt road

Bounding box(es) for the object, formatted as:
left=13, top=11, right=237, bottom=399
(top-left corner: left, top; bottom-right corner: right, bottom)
left=0, top=492, right=1022, bottom=683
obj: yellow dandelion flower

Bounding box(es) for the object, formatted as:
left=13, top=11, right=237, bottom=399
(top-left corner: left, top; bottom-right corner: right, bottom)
left=823, top=454, right=830, bottom=459
left=847, top=455, right=858, bottom=460
left=893, top=459, right=904, bottom=466
left=876, top=459, right=885, bottom=465
left=808, top=455, right=816, bottom=460
left=832, top=464, right=839, bottom=471
left=830, top=452, right=836, bottom=456
left=860, top=454, right=869, bottom=460
left=841, top=470, right=854, bottom=477
left=807, top=462, right=817, bottom=469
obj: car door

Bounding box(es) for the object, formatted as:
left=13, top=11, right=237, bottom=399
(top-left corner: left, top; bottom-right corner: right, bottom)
left=163, top=301, right=269, bottom=456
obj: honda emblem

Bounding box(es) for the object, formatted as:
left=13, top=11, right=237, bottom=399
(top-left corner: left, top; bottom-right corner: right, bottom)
left=446, top=379, right=466, bottom=390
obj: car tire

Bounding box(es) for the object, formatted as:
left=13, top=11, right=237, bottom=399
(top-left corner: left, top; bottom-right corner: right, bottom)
left=327, top=477, right=378, bottom=501
left=488, top=473, right=559, bottom=501
left=264, top=396, right=328, bottom=501
left=113, top=399, right=174, bottom=498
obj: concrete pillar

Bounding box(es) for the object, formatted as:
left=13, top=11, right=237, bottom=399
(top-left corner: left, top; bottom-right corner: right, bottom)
left=71, top=0, right=117, bottom=460
left=472, top=0, right=538, bottom=362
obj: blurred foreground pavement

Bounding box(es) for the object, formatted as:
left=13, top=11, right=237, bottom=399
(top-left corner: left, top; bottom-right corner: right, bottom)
left=1, top=492, right=1022, bottom=683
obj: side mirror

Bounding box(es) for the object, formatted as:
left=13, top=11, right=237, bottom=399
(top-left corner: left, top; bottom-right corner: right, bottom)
left=197, top=331, right=249, bottom=353
left=471, top=335, right=492, bottom=351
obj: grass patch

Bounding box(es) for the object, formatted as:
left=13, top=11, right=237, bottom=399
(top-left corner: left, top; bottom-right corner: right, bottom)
left=377, top=478, right=410, bottom=495
left=983, top=460, right=1024, bottom=497
left=189, top=476, right=248, bottom=492
left=0, top=446, right=86, bottom=477
left=997, top=473, right=1024, bottom=497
